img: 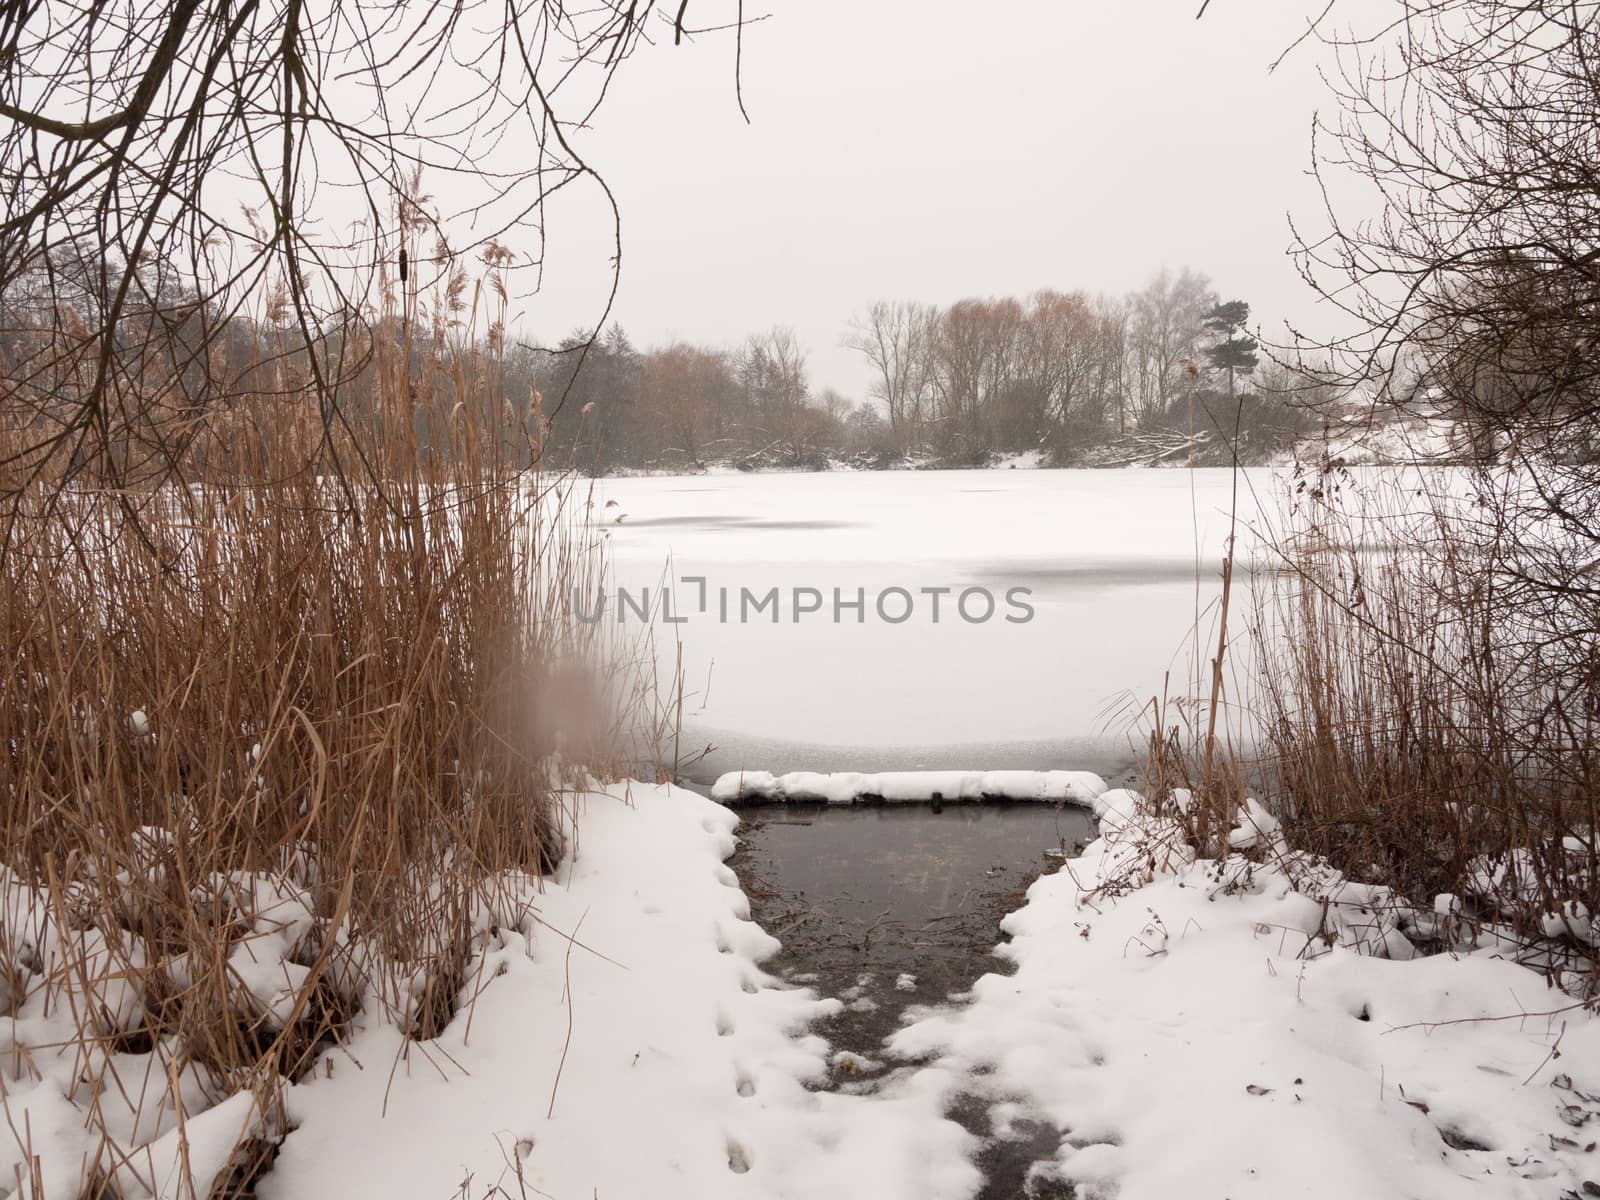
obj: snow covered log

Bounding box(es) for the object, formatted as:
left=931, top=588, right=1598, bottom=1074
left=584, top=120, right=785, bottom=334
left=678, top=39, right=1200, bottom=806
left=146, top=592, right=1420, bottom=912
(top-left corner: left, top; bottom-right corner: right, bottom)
left=710, top=768, right=1107, bottom=807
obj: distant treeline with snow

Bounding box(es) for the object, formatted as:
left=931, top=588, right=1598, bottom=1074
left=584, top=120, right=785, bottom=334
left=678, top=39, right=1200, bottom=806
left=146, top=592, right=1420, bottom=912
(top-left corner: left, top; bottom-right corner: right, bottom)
left=2, top=256, right=1342, bottom=475
left=529, top=268, right=1330, bottom=473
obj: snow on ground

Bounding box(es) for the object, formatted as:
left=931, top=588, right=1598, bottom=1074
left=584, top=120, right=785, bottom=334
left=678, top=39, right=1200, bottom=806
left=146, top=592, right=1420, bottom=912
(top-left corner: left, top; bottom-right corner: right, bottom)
left=1297, top=410, right=1463, bottom=466
left=991, top=449, right=1047, bottom=470
left=889, top=791, right=1600, bottom=1199
left=0, top=783, right=981, bottom=1200
left=271, top=779, right=1600, bottom=1199
left=263, top=782, right=980, bottom=1200
left=11, top=777, right=1592, bottom=1198
left=711, top=767, right=1107, bottom=805
left=0, top=862, right=298, bottom=1199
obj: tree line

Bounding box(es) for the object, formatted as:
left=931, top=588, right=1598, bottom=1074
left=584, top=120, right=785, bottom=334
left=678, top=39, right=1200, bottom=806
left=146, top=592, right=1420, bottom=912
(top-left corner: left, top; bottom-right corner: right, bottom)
left=523, top=267, right=1313, bottom=473
left=1, top=251, right=1313, bottom=478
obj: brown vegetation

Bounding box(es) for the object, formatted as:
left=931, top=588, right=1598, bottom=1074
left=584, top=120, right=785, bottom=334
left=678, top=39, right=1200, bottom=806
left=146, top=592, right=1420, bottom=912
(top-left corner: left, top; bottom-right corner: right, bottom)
left=0, top=273, right=632, bottom=1193
left=1139, top=1, right=1600, bottom=993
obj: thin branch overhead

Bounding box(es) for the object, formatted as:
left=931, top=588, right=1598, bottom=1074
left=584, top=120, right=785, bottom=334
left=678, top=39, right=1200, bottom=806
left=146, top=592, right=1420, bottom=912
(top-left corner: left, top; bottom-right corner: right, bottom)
left=0, top=0, right=755, bottom=517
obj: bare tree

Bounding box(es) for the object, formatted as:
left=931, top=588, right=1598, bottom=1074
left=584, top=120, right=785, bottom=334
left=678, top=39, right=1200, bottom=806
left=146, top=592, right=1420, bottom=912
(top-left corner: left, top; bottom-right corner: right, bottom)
left=1128, top=267, right=1216, bottom=426
left=1297, top=0, right=1600, bottom=578
left=637, top=342, right=741, bottom=463
left=1263, top=0, right=1600, bottom=923
left=1090, top=293, right=1131, bottom=436
left=845, top=301, right=937, bottom=453
left=738, top=326, right=826, bottom=465
left=929, top=298, right=1025, bottom=462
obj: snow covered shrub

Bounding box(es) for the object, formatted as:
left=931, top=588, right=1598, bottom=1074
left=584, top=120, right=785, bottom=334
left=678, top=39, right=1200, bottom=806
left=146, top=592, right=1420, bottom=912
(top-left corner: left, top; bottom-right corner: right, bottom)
left=0, top=279, right=636, bottom=1193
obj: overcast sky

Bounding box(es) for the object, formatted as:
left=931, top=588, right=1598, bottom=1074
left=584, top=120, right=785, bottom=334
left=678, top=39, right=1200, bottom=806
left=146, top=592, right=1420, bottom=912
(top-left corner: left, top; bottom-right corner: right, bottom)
left=515, top=0, right=1384, bottom=400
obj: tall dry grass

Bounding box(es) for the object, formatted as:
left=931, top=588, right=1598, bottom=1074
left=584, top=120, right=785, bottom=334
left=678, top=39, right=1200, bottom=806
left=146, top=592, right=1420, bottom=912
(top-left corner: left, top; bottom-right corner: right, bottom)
left=1251, top=463, right=1599, bottom=936
left=1140, top=454, right=1598, bottom=985
left=0, top=274, right=638, bottom=1194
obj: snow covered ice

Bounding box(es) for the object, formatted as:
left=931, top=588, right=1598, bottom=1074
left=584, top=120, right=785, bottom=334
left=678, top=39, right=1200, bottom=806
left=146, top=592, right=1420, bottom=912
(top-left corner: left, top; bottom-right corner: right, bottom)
left=594, top=468, right=1266, bottom=760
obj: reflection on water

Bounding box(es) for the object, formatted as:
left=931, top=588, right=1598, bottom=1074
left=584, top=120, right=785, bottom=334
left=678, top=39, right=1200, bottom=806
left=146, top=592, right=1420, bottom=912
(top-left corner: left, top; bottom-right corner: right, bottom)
left=740, top=803, right=1094, bottom=941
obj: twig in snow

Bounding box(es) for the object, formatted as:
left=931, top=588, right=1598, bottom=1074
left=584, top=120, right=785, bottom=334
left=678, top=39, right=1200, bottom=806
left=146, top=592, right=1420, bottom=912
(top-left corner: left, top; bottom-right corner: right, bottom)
left=1384, top=1001, right=1590, bottom=1035
left=546, top=907, right=590, bottom=1120
left=1522, top=1021, right=1566, bottom=1086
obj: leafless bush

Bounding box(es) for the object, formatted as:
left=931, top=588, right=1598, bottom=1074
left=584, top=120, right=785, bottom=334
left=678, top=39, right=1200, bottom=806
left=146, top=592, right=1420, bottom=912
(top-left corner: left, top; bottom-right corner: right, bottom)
left=1131, top=0, right=1600, bottom=990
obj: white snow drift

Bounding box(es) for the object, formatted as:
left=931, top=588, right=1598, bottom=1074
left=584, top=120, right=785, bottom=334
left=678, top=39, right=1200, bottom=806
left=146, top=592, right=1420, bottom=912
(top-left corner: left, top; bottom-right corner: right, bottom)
left=891, top=789, right=1600, bottom=1199
left=262, top=783, right=980, bottom=1200
left=711, top=767, right=1107, bottom=805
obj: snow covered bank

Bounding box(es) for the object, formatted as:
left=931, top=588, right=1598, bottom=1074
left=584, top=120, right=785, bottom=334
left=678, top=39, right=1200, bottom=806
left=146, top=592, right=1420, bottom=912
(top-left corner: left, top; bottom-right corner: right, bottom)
left=262, top=783, right=980, bottom=1200
left=711, top=768, right=1108, bottom=806
left=0, top=859, right=315, bottom=1198
left=890, top=790, right=1600, bottom=1199
left=263, top=781, right=1599, bottom=1200
left=0, top=783, right=978, bottom=1199
left=16, top=774, right=1589, bottom=1198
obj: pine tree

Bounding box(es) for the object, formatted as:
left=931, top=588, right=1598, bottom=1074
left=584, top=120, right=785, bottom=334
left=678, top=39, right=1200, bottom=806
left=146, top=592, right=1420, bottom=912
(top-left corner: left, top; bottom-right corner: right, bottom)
left=1202, top=300, right=1260, bottom=401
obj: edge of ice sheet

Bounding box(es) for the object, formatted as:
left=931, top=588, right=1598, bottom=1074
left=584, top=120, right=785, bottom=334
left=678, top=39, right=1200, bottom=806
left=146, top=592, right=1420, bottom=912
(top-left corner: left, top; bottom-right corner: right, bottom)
left=710, top=768, right=1108, bottom=806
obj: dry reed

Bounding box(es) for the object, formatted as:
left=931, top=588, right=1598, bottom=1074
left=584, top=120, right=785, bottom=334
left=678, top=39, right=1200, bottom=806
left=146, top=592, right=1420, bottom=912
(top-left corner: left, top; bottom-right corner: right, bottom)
left=0, top=270, right=642, bottom=1195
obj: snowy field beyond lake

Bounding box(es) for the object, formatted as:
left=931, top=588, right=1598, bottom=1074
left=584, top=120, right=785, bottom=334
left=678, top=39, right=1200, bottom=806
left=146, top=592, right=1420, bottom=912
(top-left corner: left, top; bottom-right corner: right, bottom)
left=595, top=467, right=1275, bottom=780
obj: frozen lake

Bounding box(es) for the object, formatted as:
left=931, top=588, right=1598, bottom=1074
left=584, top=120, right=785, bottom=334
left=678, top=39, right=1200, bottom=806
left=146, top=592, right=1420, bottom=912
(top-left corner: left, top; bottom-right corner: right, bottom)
left=593, top=467, right=1279, bottom=784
